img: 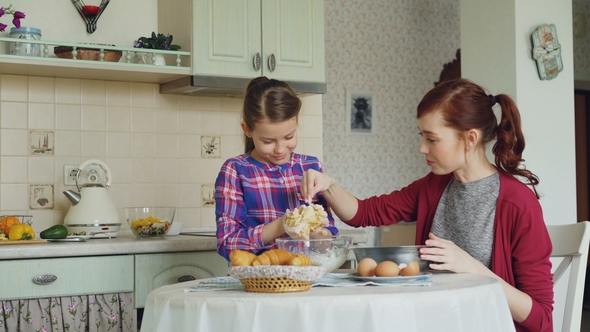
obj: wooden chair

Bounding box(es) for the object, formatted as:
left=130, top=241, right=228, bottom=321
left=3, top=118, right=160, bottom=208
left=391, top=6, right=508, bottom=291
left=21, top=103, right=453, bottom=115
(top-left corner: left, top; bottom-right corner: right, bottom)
left=548, top=221, right=590, bottom=332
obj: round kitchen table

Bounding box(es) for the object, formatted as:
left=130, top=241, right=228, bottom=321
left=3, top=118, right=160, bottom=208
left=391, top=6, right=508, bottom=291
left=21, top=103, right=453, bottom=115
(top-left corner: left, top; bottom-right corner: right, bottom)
left=140, top=272, right=515, bottom=332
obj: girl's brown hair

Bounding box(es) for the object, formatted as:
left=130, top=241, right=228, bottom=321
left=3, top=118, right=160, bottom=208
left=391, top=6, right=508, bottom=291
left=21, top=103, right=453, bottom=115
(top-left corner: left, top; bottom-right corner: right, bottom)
left=417, top=78, right=540, bottom=198
left=242, top=76, right=302, bottom=153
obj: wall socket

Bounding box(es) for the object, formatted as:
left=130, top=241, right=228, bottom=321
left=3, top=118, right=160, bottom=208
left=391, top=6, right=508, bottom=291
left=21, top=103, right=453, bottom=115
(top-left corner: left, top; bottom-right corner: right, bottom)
left=63, top=164, right=104, bottom=186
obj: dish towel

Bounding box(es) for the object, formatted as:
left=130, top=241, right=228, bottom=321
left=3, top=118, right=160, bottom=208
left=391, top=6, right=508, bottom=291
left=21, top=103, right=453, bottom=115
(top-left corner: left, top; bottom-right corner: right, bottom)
left=185, top=273, right=431, bottom=292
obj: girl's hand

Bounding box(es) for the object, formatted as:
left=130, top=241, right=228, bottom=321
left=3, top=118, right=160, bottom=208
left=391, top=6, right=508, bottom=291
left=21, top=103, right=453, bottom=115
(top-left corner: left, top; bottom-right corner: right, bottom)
left=420, top=233, right=486, bottom=274
left=300, top=170, right=335, bottom=202
left=309, top=227, right=332, bottom=239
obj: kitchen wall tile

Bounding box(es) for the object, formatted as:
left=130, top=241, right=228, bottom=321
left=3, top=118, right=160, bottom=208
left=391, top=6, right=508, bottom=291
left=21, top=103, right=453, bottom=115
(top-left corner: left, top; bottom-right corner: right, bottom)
left=1, top=102, right=28, bottom=128
left=177, top=183, right=200, bottom=208
left=155, top=158, right=177, bottom=183
left=201, top=184, right=214, bottom=207
left=132, top=158, right=155, bottom=183
left=106, top=81, right=131, bottom=106
left=197, top=159, right=224, bottom=183
left=0, top=184, right=28, bottom=210
left=81, top=80, right=106, bottom=106
left=53, top=181, right=73, bottom=211
left=107, top=132, right=131, bottom=157
left=130, top=183, right=155, bottom=206
left=81, top=105, right=107, bottom=131
left=220, top=112, right=241, bottom=135
left=177, top=95, right=202, bottom=110
left=177, top=159, right=200, bottom=183
left=200, top=208, right=216, bottom=228
left=30, top=210, right=57, bottom=232
left=300, top=137, right=323, bottom=163
left=301, top=94, right=322, bottom=116
left=201, top=136, right=220, bottom=158
left=56, top=104, right=81, bottom=130
left=220, top=97, right=242, bottom=112
left=178, top=109, right=201, bottom=134
left=154, top=183, right=177, bottom=207
left=178, top=134, right=200, bottom=158
left=299, top=114, right=323, bottom=138
left=28, top=76, right=55, bottom=103
left=1, top=129, right=28, bottom=156
left=107, top=106, right=131, bottom=132
left=1, top=74, right=28, bottom=102
left=81, top=132, right=107, bottom=157
left=132, top=133, right=155, bottom=157
left=1, top=157, right=27, bottom=183
left=156, top=134, right=178, bottom=158
left=106, top=157, right=133, bottom=183
left=109, top=183, right=131, bottom=209
left=155, top=91, right=177, bottom=109
left=29, top=184, right=54, bottom=209
left=29, top=157, right=55, bottom=183
left=56, top=78, right=81, bottom=104
left=178, top=207, right=200, bottom=228
left=131, top=82, right=155, bottom=108
left=29, top=103, right=55, bottom=130
left=155, top=108, right=178, bottom=133
left=131, top=107, right=155, bottom=132
left=55, top=131, right=81, bottom=156
left=195, top=96, right=221, bottom=111
left=221, top=135, right=242, bottom=159
left=201, top=111, right=221, bottom=135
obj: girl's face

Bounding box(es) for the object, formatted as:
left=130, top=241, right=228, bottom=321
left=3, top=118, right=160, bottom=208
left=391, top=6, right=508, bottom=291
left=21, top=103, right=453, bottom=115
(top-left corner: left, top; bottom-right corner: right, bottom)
left=417, top=111, right=466, bottom=175
left=243, top=117, right=298, bottom=165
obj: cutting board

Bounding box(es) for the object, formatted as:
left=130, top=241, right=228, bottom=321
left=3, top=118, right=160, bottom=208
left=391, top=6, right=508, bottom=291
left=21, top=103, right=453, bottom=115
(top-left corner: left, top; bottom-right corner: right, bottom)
left=0, top=239, right=48, bottom=245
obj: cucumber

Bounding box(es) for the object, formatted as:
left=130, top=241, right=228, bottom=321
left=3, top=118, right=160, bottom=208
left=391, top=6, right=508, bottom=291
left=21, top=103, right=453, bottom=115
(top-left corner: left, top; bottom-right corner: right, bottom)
left=40, top=225, right=69, bottom=239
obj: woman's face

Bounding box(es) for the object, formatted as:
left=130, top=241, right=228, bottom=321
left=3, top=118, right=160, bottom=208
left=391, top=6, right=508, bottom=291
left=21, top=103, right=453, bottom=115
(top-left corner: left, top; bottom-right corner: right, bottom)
left=417, top=111, right=466, bottom=175
left=245, top=117, right=298, bottom=165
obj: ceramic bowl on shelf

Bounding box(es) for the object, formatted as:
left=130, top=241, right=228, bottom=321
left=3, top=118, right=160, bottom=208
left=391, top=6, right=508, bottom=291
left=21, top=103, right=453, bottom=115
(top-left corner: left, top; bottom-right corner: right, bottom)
left=124, top=207, right=175, bottom=238
left=275, top=235, right=353, bottom=272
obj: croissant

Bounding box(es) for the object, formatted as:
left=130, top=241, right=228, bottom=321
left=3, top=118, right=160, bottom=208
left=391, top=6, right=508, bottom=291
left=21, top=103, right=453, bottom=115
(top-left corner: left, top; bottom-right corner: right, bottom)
left=251, top=249, right=293, bottom=266
left=229, top=249, right=257, bottom=266
left=286, top=253, right=312, bottom=266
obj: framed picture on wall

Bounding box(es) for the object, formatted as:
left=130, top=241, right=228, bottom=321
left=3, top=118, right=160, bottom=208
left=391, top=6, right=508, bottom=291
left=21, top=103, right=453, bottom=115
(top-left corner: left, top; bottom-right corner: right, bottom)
left=346, top=90, right=376, bottom=136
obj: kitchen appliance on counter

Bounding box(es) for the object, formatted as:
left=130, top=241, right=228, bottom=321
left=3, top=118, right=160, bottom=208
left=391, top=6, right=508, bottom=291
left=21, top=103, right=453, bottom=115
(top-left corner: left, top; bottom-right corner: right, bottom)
left=63, top=159, right=121, bottom=238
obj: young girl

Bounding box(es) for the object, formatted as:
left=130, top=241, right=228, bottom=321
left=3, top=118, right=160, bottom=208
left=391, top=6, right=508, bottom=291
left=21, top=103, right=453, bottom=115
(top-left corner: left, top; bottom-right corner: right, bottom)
left=215, top=76, right=338, bottom=261
left=301, top=78, right=553, bottom=331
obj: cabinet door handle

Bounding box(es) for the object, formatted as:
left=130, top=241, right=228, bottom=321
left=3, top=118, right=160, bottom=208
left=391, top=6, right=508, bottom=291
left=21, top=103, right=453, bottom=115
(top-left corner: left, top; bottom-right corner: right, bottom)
left=177, top=275, right=197, bottom=283
left=253, top=53, right=261, bottom=71
left=267, top=53, right=276, bottom=72
left=33, top=274, right=57, bottom=285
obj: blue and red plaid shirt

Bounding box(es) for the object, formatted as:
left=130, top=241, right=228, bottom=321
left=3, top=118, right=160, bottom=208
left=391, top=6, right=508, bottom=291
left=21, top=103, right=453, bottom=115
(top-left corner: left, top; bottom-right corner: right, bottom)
left=215, top=152, right=338, bottom=261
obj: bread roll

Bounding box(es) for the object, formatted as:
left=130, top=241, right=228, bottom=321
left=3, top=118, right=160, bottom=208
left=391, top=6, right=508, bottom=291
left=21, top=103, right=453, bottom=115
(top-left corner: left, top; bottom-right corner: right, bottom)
left=251, top=249, right=293, bottom=266
left=229, top=249, right=257, bottom=266
left=286, top=253, right=312, bottom=266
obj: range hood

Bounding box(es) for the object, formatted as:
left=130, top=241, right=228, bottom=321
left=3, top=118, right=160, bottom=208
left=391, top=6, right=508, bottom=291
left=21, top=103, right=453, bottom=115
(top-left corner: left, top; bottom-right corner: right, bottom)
left=159, top=75, right=327, bottom=98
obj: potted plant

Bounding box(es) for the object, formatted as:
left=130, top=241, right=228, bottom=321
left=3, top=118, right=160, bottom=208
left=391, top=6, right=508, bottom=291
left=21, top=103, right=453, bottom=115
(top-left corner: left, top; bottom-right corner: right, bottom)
left=133, top=32, right=181, bottom=66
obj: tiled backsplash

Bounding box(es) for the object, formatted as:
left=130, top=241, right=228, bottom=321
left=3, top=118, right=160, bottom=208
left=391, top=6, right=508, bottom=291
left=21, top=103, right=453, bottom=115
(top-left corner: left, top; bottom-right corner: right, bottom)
left=0, top=74, right=324, bottom=233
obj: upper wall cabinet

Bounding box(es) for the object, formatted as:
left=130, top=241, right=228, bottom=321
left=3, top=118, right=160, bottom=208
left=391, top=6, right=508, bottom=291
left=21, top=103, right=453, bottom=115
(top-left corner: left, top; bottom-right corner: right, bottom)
left=159, top=0, right=326, bottom=96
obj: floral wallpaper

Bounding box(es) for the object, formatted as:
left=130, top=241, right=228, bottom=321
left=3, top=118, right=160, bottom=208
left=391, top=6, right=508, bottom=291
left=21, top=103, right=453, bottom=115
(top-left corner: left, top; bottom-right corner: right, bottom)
left=322, top=0, right=461, bottom=241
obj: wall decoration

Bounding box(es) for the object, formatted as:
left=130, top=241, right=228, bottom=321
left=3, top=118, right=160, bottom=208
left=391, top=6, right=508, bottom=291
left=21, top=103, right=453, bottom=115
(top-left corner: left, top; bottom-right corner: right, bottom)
left=201, top=136, right=221, bottom=158
left=346, top=90, right=376, bottom=136
left=30, top=131, right=54, bottom=155
left=201, top=184, right=215, bottom=207
left=29, top=184, right=54, bottom=209
left=532, top=24, right=563, bottom=80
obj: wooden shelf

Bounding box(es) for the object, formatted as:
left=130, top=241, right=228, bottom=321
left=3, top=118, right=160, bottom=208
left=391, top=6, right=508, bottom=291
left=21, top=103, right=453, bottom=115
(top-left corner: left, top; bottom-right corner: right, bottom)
left=0, top=55, right=191, bottom=84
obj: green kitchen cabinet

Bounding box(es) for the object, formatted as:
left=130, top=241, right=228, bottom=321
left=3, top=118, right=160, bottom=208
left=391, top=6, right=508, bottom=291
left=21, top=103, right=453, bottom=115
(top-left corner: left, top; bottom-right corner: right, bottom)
left=159, top=0, right=325, bottom=83
left=134, top=251, right=229, bottom=308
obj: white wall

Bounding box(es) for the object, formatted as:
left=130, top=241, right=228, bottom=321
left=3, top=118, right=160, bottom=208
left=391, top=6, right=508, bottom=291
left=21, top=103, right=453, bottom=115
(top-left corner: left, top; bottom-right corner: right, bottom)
left=461, top=0, right=576, bottom=330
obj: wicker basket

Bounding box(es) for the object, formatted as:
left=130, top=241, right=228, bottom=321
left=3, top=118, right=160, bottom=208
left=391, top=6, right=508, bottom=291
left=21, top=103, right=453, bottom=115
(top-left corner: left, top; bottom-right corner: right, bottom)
left=54, top=46, right=122, bottom=62
left=239, top=277, right=312, bottom=293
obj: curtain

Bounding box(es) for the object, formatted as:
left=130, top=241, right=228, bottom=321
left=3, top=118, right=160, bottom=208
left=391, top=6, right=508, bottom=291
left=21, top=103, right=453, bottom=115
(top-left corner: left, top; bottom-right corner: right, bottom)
left=0, top=293, right=133, bottom=332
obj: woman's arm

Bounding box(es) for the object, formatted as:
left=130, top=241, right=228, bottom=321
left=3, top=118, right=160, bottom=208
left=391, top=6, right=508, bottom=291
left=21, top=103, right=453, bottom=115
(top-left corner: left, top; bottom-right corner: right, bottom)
left=300, top=169, right=359, bottom=221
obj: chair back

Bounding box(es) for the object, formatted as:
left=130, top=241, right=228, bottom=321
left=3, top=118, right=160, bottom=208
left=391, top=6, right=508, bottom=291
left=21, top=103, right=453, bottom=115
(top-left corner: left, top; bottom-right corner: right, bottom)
left=548, top=221, right=590, bottom=332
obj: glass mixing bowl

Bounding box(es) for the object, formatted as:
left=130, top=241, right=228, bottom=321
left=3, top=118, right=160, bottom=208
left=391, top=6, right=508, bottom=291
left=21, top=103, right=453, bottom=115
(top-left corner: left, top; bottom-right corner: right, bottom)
left=275, top=235, right=353, bottom=272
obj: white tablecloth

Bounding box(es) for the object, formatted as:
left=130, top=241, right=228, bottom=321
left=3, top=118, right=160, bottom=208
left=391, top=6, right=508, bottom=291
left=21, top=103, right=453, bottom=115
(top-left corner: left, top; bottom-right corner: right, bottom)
left=141, top=272, right=515, bottom=332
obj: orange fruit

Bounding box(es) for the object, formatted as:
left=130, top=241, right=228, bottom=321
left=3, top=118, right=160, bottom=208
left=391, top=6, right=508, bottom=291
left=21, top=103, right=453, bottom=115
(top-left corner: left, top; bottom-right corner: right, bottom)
left=0, top=216, right=21, bottom=235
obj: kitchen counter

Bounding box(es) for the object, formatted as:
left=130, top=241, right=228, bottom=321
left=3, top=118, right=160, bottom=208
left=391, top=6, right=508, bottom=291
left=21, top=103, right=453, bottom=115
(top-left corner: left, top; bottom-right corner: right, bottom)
left=0, top=235, right=217, bottom=260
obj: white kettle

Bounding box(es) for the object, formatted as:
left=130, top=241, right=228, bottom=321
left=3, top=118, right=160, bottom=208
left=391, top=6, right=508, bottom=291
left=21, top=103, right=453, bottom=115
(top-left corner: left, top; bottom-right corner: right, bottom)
left=63, top=159, right=119, bottom=228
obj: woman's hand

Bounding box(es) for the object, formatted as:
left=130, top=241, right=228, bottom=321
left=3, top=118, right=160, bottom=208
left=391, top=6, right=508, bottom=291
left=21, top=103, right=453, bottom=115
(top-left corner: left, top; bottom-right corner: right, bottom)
left=420, top=233, right=487, bottom=274
left=300, top=170, right=335, bottom=202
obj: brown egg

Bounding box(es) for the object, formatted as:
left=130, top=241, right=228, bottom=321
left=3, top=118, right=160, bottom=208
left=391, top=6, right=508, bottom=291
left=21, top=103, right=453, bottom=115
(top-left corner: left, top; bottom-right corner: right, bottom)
left=374, top=260, right=399, bottom=277
left=357, top=258, right=378, bottom=276
left=400, top=261, right=420, bottom=276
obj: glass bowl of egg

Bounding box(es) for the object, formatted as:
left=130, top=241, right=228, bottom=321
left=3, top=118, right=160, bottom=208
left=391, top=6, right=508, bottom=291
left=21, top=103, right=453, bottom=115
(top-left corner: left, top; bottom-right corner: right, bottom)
left=275, top=235, right=353, bottom=272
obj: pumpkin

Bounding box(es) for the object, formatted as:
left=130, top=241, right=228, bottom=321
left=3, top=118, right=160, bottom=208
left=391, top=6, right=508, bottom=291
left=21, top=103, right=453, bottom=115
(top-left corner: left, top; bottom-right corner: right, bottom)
left=0, top=216, right=21, bottom=235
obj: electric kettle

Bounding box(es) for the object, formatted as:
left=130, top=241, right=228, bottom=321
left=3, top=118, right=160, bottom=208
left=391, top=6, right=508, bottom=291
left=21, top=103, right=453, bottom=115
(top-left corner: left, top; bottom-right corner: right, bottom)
left=63, top=159, right=121, bottom=238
